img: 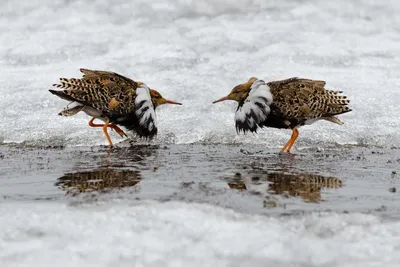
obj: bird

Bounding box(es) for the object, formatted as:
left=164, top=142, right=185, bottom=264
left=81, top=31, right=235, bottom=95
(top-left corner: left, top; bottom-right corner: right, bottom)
left=49, top=68, right=182, bottom=147
left=212, top=77, right=351, bottom=152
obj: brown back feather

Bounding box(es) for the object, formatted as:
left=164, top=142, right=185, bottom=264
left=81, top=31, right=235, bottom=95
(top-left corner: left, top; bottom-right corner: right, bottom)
left=267, top=77, right=351, bottom=118
left=52, top=69, right=140, bottom=114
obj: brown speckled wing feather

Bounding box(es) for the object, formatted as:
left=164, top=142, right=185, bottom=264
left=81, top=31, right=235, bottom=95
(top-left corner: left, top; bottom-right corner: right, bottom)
left=267, top=77, right=351, bottom=119
left=52, top=69, right=139, bottom=115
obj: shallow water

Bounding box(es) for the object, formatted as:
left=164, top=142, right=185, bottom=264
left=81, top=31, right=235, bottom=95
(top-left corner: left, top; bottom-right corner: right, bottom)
left=1, top=144, right=400, bottom=266
left=1, top=0, right=400, bottom=266
left=1, top=144, right=399, bottom=214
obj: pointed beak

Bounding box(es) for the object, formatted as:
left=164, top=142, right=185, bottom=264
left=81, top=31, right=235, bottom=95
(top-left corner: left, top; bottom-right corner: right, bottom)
left=165, top=99, right=182, bottom=105
left=212, top=95, right=229, bottom=104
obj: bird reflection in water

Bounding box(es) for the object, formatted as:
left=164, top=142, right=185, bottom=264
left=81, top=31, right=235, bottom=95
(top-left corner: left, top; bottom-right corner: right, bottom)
left=228, top=172, right=342, bottom=203
left=55, top=169, right=141, bottom=196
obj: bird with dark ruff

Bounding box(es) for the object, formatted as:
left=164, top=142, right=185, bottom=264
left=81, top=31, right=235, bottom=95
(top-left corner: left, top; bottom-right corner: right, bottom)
left=213, top=77, right=351, bottom=152
left=49, top=68, right=182, bottom=147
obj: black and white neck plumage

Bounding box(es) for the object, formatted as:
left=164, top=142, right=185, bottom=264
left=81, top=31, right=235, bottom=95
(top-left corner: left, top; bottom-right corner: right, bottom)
left=109, top=83, right=158, bottom=138
left=133, top=83, right=158, bottom=136
left=235, top=79, right=273, bottom=133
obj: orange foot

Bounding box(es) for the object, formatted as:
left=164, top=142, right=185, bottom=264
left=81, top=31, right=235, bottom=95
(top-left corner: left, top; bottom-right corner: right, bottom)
left=280, top=128, right=299, bottom=153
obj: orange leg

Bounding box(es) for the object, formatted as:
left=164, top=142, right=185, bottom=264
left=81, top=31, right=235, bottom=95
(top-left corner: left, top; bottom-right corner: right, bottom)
left=280, top=137, right=292, bottom=152
left=286, top=128, right=299, bottom=152
left=88, top=117, right=127, bottom=137
left=108, top=124, right=127, bottom=137
left=280, top=128, right=299, bottom=153
left=102, top=119, right=113, bottom=147
left=88, top=117, right=103, bottom=127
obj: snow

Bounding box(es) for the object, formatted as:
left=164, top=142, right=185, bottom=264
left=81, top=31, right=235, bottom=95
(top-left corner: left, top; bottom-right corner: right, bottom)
left=1, top=200, right=400, bottom=267
left=1, top=0, right=399, bottom=148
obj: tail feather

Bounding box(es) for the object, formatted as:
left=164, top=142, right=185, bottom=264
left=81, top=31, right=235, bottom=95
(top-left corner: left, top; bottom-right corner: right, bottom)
left=323, top=116, right=344, bottom=125
left=53, top=78, right=94, bottom=90
left=49, top=89, right=76, bottom=102
left=319, top=89, right=352, bottom=116
left=324, top=90, right=351, bottom=105
left=58, top=105, right=85, bottom=116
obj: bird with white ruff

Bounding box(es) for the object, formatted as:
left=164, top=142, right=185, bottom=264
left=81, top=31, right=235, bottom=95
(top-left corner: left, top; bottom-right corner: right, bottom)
left=50, top=69, right=182, bottom=147
left=213, top=77, right=351, bottom=152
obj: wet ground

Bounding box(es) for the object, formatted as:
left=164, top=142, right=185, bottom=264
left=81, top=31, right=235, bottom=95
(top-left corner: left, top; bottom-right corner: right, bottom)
left=1, top=143, right=399, bottom=219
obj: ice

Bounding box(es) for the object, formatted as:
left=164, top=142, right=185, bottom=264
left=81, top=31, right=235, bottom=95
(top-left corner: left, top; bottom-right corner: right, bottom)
left=1, top=0, right=400, bottom=148
left=0, top=200, right=399, bottom=267
left=2, top=2, right=400, bottom=265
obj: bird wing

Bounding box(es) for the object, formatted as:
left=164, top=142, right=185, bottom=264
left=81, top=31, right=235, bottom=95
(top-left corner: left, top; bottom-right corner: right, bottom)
left=266, top=77, right=351, bottom=119
left=52, top=68, right=140, bottom=115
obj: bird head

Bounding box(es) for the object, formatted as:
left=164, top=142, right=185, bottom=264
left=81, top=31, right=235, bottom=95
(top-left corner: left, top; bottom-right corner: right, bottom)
left=149, top=89, right=182, bottom=107
left=212, top=77, right=258, bottom=104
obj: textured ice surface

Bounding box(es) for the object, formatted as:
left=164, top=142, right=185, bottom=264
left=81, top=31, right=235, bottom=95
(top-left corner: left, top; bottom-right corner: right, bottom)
left=2, top=2, right=400, bottom=265
left=1, top=201, right=400, bottom=267
left=1, top=0, right=400, bottom=148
